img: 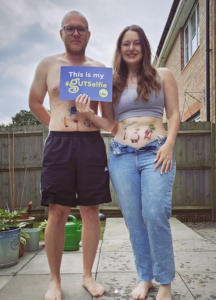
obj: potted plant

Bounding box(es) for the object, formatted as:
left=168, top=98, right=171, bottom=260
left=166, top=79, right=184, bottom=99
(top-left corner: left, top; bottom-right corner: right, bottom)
left=19, top=201, right=33, bottom=220
left=17, top=222, right=30, bottom=258
left=0, top=209, right=23, bottom=268
left=38, top=219, right=48, bottom=235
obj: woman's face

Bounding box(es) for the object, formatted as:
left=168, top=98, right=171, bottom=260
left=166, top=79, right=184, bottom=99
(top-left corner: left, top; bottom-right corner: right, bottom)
left=120, top=30, right=143, bottom=67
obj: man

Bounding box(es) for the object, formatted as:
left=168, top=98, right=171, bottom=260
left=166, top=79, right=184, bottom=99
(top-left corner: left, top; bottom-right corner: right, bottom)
left=29, top=11, right=114, bottom=300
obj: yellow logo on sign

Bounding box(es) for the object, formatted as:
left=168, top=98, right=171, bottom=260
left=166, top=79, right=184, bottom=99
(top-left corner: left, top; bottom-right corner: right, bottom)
left=65, top=79, right=79, bottom=93
left=99, top=89, right=108, bottom=98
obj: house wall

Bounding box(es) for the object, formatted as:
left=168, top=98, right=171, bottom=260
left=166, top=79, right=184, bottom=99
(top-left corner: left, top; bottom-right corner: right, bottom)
left=161, top=0, right=216, bottom=220
left=164, top=0, right=215, bottom=123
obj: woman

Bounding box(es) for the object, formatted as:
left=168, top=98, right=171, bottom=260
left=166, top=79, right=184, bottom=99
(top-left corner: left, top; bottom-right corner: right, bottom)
left=108, top=25, right=179, bottom=300
left=75, top=24, right=179, bottom=299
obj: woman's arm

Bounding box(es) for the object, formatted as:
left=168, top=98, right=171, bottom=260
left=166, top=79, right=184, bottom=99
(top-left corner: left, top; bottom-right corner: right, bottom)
left=154, top=68, right=180, bottom=174
left=75, top=94, right=115, bottom=132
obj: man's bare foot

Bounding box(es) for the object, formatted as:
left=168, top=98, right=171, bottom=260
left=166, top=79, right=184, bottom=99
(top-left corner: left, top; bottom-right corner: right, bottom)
left=131, top=281, right=153, bottom=299
left=82, top=275, right=104, bottom=297
left=156, top=283, right=172, bottom=300
left=45, top=279, right=62, bottom=300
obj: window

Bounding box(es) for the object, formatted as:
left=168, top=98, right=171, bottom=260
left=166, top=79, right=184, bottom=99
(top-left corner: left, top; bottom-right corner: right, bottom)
left=186, top=111, right=200, bottom=122
left=184, top=3, right=200, bottom=66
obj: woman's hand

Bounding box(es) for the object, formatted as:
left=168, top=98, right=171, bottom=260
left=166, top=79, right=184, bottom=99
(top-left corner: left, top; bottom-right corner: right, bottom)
left=154, top=141, right=174, bottom=174
left=75, top=94, right=94, bottom=117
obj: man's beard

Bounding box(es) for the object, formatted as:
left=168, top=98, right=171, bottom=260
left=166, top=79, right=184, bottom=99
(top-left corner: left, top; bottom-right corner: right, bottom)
left=65, top=43, right=86, bottom=55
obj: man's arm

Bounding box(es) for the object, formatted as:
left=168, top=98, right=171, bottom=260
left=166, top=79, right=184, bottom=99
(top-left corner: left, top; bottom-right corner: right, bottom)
left=29, top=58, right=51, bottom=127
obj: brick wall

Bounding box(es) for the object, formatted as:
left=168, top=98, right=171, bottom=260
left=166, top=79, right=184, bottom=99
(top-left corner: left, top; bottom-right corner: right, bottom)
left=164, top=0, right=215, bottom=123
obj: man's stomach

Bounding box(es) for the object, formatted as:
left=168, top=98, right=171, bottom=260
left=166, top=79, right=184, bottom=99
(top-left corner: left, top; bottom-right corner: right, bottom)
left=48, top=101, right=100, bottom=132
left=114, top=116, right=166, bottom=148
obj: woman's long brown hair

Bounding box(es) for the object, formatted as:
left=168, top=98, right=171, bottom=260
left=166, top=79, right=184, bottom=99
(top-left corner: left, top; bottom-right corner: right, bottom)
left=113, top=25, right=161, bottom=103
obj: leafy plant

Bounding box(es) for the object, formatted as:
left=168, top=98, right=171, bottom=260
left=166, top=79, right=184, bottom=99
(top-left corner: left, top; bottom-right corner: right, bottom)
left=17, top=222, right=30, bottom=246
left=0, top=209, right=25, bottom=231
left=38, top=219, right=48, bottom=231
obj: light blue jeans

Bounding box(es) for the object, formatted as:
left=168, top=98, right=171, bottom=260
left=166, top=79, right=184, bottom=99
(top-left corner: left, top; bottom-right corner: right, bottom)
left=109, top=136, right=176, bottom=284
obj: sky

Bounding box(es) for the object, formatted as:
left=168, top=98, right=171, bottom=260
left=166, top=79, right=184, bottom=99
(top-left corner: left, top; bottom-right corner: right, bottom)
left=0, top=0, right=173, bottom=125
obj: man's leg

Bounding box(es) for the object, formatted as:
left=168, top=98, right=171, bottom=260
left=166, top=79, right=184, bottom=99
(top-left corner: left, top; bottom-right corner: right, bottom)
left=45, top=203, right=71, bottom=300
left=79, top=205, right=104, bottom=297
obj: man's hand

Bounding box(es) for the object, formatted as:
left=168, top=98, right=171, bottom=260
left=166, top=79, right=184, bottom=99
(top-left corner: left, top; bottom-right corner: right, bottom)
left=75, top=94, right=95, bottom=117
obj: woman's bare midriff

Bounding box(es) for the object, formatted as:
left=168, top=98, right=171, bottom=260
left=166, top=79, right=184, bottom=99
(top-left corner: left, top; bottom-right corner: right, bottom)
left=115, top=116, right=166, bottom=148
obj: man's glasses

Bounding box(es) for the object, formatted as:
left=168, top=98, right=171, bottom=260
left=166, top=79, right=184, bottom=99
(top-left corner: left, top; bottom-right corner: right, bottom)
left=61, top=26, right=89, bottom=36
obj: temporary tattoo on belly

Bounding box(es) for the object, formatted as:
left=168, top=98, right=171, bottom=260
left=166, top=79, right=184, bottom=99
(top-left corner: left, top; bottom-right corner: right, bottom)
left=83, top=121, right=91, bottom=127
left=144, top=125, right=156, bottom=139
left=123, top=121, right=137, bottom=130
left=61, top=116, right=69, bottom=127
left=123, top=132, right=128, bottom=140
left=130, top=132, right=140, bottom=143
left=68, top=106, right=78, bottom=116
left=149, top=124, right=156, bottom=131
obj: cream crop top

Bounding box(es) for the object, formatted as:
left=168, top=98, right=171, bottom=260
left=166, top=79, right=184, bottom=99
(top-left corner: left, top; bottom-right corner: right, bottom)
left=113, top=83, right=165, bottom=122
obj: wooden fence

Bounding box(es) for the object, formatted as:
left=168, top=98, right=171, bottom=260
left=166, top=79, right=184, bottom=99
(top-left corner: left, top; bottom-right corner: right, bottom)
left=0, top=122, right=215, bottom=220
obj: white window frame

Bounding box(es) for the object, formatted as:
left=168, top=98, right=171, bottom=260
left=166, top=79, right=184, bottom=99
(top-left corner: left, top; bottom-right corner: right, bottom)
left=187, top=111, right=200, bottom=122
left=184, top=2, right=200, bottom=66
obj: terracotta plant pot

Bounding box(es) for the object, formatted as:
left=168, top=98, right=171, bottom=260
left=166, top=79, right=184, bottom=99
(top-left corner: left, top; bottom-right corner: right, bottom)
left=19, top=212, right=29, bottom=220
left=19, top=243, right=25, bottom=258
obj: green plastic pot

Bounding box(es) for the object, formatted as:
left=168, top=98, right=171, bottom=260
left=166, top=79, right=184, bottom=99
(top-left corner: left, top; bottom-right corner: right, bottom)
left=23, top=228, right=40, bottom=252
left=64, top=215, right=82, bottom=251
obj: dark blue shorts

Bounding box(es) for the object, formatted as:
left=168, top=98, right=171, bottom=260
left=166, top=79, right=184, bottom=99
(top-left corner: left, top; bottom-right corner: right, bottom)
left=41, top=131, right=112, bottom=207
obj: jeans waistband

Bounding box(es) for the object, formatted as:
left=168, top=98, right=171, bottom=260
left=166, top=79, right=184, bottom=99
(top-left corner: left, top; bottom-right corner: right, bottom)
left=110, top=135, right=166, bottom=155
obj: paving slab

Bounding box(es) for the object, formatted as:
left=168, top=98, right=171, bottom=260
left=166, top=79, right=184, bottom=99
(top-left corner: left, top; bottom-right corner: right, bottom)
left=103, top=219, right=129, bottom=240
left=173, top=238, right=216, bottom=252
left=175, top=251, right=216, bottom=273
left=101, top=239, right=132, bottom=252
left=1, top=217, right=215, bottom=300
left=180, top=272, right=216, bottom=300
left=94, top=272, right=194, bottom=300
left=18, top=253, right=99, bottom=274
left=0, top=274, right=91, bottom=300
left=98, top=251, right=136, bottom=272
left=193, top=228, right=216, bottom=244
left=0, top=253, right=36, bottom=275
left=0, top=276, right=13, bottom=291
left=172, top=229, right=204, bottom=241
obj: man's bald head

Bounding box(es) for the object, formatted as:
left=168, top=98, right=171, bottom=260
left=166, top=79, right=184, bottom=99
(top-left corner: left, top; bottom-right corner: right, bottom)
left=61, top=11, right=89, bottom=28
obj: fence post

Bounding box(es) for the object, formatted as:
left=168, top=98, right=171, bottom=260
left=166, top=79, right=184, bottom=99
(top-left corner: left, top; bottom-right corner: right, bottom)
left=211, top=123, right=216, bottom=221
left=42, top=125, right=49, bottom=219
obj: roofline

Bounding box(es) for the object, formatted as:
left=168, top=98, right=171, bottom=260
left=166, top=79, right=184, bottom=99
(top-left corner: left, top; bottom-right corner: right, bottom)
left=156, top=0, right=180, bottom=58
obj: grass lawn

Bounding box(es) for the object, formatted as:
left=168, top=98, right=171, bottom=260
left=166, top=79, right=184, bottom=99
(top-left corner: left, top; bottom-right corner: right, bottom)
left=33, top=220, right=106, bottom=241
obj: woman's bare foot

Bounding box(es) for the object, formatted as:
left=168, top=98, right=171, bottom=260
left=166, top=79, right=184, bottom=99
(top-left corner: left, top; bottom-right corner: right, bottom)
left=131, top=281, right=153, bottom=299
left=82, top=275, right=104, bottom=297
left=45, top=279, right=62, bottom=300
left=156, top=283, right=172, bottom=300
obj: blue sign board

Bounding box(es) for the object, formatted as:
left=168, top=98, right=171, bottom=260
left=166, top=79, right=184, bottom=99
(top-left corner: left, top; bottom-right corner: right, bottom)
left=60, top=66, right=113, bottom=102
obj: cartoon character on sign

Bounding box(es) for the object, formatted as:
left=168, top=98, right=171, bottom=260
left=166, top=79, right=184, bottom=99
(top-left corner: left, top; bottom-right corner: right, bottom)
left=131, top=132, right=140, bottom=143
